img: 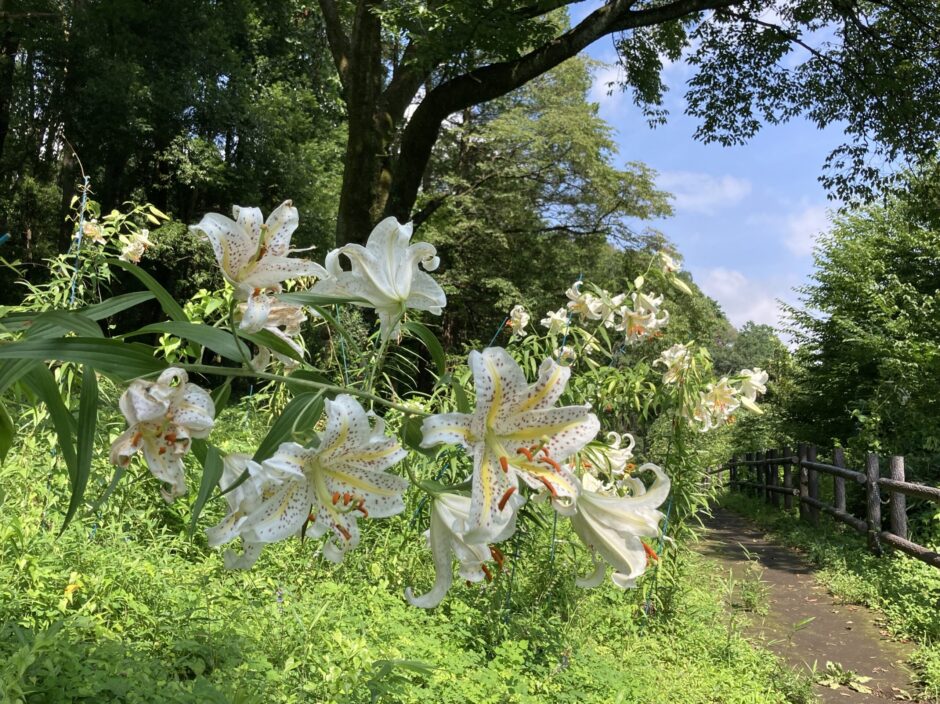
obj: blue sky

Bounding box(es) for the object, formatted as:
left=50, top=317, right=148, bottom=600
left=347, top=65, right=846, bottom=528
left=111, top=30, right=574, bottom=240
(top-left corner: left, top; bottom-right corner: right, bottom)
left=571, top=3, right=845, bottom=333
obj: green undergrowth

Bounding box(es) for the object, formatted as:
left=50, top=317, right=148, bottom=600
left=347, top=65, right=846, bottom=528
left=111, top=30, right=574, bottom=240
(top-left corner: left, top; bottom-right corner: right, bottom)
left=720, top=492, right=940, bottom=699
left=1, top=410, right=812, bottom=703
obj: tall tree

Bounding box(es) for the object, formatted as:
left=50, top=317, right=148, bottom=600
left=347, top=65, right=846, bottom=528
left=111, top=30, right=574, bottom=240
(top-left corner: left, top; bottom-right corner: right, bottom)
left=318, top=0, right=940, bottom=246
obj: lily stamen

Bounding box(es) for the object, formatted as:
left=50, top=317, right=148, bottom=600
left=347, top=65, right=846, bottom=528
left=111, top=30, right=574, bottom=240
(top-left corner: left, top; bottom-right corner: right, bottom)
left=643, top=542, right=659, bottom=563
left=538, top=455, right=562, bottom=473
left=481, top=563, right=493, bottom=582
left=490, top=546, right=505, bottom=570
left=334, top=523, right=352, bottom=541
left=498, top=456, right=510, bottom=473
left=497, top=487, right=517, bottom=511
left=536, top=475, right=559, bottom=497
left=515, top=446, right=534, bottom=461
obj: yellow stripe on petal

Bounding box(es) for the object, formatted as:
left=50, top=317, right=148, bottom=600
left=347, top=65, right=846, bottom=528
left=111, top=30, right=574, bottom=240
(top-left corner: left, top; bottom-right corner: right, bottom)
left=324, top=467, right=401, bottom=497
left=485, top=357, right=503, bottom=429
left=517, top=364, right=564, bottom=413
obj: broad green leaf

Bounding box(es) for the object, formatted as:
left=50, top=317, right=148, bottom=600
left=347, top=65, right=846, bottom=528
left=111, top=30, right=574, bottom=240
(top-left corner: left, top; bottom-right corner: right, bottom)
left=0, top=358, right=38, bottom=395
left=124, top=321, right=249, bottom=363
left=23, top=366, right=77, bottom=477
left=237, top=328, right=304, bottom=363
left=278, top=291, right=369, bottom=307
left=189, top=444, right=224, bottom=537
left=402, top=415, right=436, bottom=457
left=0, top=401, right=13, bottom=464
left=253, top=392, right=324, bottom=463
left=109, top=258, right=188, bottom=322
left=26, top=310, right=104, bottom=339
left=0, top=338, right=166, bottom=379
left=81, top=291, right=155, bottom=320
left=61, top=367, right=98, bottom=534
left=402, top=321, right=446, bottom=376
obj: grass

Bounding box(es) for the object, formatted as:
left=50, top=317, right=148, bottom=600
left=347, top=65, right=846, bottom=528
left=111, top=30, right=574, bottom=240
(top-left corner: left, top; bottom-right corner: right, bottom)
left=0, top=409, right=814, bottom=703
left=721, top=491, right=940, bottom=699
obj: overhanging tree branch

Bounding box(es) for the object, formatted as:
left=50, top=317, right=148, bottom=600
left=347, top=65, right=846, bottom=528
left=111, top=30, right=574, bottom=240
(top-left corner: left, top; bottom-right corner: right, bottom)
left=318, top=0, right=352, bottom=92
left=385, top=0, right=742, bottom=221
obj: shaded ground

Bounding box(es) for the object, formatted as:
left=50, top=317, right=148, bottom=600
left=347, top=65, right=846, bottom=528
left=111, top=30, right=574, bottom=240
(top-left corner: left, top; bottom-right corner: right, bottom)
left=698, top=508, right=919, bottom=703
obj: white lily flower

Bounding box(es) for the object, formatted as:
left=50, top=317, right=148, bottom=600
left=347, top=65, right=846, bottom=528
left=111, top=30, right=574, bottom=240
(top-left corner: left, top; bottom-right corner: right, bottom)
left=570, top=463, right=670, bottom=589
left=658, top=252, right=680, bottom=274
left=110, top=367, right=215, bottom=502
left=654, top=343, right=692, bottom=384
left=690, top=377, right=741, bottom=431
left=311, top=217, right=446, bottom=341
left=240, top=300, right=307, bottom=372
left=540, top=307, right=569, bottom=336
left=190, top=200, right=324, bottom=333
left=508, top=304, right=530, bottom=337
left=119, top=228, right=151, bottom=263
left=237, top=395, right=408, bottom=562
left=421, top=348, right=600, bottom=541
left=581, top=431, right=636, bottom=479
left=565, top=281, right=603, bottom=320
left=205, top=453, right=296, bottom=570
left=736, top=368, right=768, bottom=405
left=405, top=491, right=522, bottom=608
left=617, top=291, right=669, bottom=343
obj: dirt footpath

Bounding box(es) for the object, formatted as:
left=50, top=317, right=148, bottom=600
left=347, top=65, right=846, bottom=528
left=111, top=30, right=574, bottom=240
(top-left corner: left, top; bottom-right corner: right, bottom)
left=697, top=508, right=920, bottom=703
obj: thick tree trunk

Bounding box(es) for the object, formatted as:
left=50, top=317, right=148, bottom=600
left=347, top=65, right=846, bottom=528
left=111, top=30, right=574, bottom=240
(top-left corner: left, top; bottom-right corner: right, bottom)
left=0, top=31, right=16, bottom=166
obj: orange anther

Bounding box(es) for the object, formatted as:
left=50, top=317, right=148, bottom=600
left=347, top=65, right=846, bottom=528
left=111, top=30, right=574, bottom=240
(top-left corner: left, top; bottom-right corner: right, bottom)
left=537, top=475, right=559, bottom=498
left=498, top=487, right=517, bottom=511
left=158, top=446, right=167, bottom=455
left=490, top=546, right=505, bottom=570
left=131, top=431, right=143, bottom=446
left=481, top=563, right=493, bottom=582
left=539, top=455, right=562, bottom=473
left=643, top=542, right=659, bottom=563
left=515, top=447, right=534, bottom=462
left=164, top=432, right=177, bottom=444
left=498, top=456, right=510, bottom=474
left=343, top=492, right=352, bottom=505
left=582, top=461, right=593, bottom=469
left=331, top=491, right=341, bottom=505
left=335, top=523, right=351, bottom=541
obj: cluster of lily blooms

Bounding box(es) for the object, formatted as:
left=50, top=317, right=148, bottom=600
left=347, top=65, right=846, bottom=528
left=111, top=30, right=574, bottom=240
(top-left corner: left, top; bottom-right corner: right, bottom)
left=107, top=201, right=763, bottom=608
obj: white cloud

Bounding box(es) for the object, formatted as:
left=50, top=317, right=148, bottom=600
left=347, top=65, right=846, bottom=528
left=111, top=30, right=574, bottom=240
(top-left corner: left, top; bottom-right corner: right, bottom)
left=783, top=204, right=830, bottom=256
left=589, top=63, right=626, bottom=109
left=698, top=267, right=790, bottom=330
left=657, top=171, right=752, bottom=215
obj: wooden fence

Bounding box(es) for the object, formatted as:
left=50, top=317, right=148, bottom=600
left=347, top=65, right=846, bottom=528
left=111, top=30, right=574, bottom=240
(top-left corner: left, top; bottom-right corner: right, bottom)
left=708, top=445, right=940, bottom=570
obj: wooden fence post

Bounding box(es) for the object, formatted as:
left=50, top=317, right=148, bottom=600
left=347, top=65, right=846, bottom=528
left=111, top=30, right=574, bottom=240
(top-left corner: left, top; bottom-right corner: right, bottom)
left=756, top=450, right=766, bottom=503
left=782, top=445, right=793, bottom=510
left=745, top=452, right=753, bottom=498
left=833, top=447, right=847, bottom=514
left=798, top=444, right=809, bottom=521
left=767, top=449, right=779, bottom=507
left=865, top=453, right=883, bottom=554
left=888, top=455, right=908, bottom=540
left=730, top=454, right=737, bottom=492
left=807, top=445, right=820, bottom=526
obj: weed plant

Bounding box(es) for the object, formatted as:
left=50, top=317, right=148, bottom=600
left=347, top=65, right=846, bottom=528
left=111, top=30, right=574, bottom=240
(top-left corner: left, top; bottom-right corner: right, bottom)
left=0, top=407, right=814, bottom=703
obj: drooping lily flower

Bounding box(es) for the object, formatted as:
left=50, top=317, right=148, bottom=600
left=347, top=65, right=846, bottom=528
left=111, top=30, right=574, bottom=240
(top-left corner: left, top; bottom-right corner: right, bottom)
left=735, top=368, right=768, bottom=411
left=581, top=431, right=636, bottom=480
left=205, top=453, right=295, bottom=570
left=654, top=343, right=692, bottom=384
left=190, top=200, right=324, bottom=333
left=110, top=367, right=215, bottom=502
left=405, top=491, right=522, bottom=608
left=311, top=217, right=445, bottom=340
left=421, top=348, right=599, bottom=542
left=554, top=345, right=577, bottom=363
left=540, top=307, right=569, bottom=336
left=241, top=300, right=307, bottom=372
left=658, top=251, right=680, bottom=274
left=508, top=304, right=530, bottom=337
left=237, top=394, right=408, bottom=562
left=569, top=464, right=670, bottom=589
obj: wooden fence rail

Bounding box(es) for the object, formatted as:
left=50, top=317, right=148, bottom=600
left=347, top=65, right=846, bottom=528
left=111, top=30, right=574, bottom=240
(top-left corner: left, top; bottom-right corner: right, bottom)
left=707, top=445, right=940, bottom=571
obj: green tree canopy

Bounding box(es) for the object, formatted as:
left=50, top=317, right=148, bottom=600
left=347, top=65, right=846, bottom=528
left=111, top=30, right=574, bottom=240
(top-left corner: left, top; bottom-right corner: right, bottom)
left=785, top=174, right=940, bottom=463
